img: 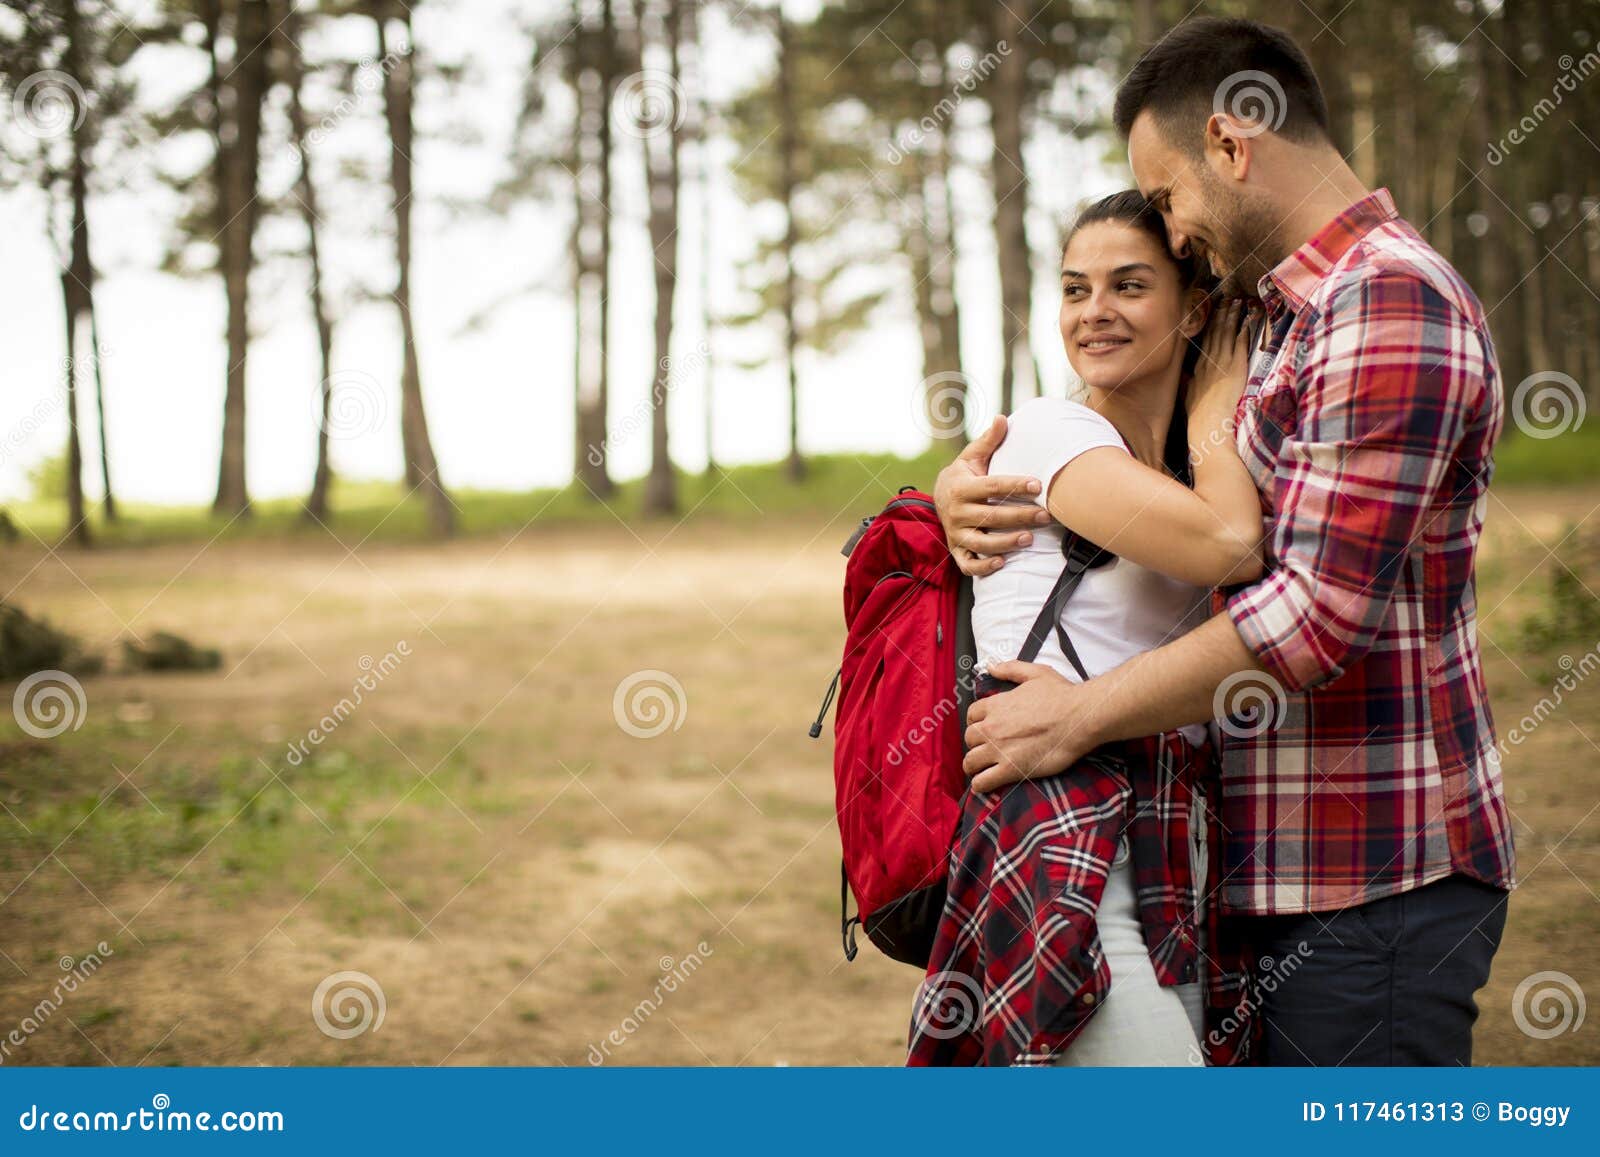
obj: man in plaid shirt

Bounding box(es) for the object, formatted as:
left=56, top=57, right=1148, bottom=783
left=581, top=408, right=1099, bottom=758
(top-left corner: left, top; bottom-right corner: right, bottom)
left=939, top=17, right=1514, bottom=1065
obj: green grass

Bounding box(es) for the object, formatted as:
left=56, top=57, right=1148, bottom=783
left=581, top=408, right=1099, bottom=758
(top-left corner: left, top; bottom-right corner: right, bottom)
left=1494, top=425, right=1600, bottom=487
left=0, top=722, right=503, bottom=929
left=4, top=451, right=952, bottom=548
left=5, top=426, right=1592, bottom=550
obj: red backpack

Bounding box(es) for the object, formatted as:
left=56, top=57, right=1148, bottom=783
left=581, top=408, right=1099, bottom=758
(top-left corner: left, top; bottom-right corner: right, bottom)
left=809, top=485, right=1112, bottom=967
left=808, top=487, right=973, bottom=966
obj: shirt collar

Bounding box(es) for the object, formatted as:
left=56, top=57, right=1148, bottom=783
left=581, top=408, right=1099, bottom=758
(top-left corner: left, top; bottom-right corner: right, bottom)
left=1259, top=187, right=1399, bottom=311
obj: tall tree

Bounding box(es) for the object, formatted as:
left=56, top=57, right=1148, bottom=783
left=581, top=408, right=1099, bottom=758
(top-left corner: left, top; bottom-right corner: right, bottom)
left=775, top=3, right=802, bottom=479
left=634, top=0, right=685, bottom=514
left=574, top=0, right=619, bottom=498
left=724, top=2, right=892, bottom=480
left=370, top=0, right=454, bottom=534
left=988, top=0, right=1037, bottom=413
left=276, top=0, right=339, bottom=522
left=0, top=0, right=138, bottom=542
left=688, top=1, right=718, bottom=475
left=211, top=0, right=271, bottom=517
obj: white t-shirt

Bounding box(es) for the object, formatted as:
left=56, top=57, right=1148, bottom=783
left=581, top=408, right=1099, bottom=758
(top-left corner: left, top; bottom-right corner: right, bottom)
left=970, top=396, right=1212, bottom=746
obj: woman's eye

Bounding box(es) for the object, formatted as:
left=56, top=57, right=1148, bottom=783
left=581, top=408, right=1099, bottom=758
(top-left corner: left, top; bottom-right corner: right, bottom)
left=1118, top=280, right=1146, bottom=292
left=1062, top=284, right=1086, bottom=297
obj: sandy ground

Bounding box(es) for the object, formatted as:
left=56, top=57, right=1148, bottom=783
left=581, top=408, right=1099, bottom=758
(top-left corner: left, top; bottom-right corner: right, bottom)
left=1, top=487, right=1597, bottom=1067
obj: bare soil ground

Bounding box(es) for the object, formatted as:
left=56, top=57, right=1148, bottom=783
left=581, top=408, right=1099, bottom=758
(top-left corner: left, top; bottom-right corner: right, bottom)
left=1, top=486, right=1596, bottom=1066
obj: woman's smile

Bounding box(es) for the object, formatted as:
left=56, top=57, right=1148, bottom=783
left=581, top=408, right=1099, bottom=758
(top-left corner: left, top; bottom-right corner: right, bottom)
left=1078, top=334, right=1134, bottom=356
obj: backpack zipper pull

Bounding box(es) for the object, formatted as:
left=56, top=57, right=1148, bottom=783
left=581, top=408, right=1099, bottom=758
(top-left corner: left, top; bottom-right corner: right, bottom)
left=808, top=666, right=842, bottom=738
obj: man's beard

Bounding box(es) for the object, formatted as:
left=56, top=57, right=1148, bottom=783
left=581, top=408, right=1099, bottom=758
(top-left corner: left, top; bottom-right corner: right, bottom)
left=1191, top=173, right=1281, bottom=299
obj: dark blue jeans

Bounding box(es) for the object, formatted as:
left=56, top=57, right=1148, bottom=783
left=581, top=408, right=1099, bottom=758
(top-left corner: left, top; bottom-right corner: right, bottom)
left=1239, top=873, right=1509, bottom=1066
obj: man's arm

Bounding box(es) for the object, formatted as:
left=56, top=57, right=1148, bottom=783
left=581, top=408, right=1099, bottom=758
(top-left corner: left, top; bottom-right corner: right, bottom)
left=965, top=272, right=1487, bottom=791
left=964, top=613, right=1266, bottom=792
left=933, top=416, right=1053, bottom=576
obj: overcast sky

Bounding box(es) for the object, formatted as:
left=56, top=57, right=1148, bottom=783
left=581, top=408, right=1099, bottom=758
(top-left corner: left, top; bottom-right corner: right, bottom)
left=0, top=0, right=1123, bottom=506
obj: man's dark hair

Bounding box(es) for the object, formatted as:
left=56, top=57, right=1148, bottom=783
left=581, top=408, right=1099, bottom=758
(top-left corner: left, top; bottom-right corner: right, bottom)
left=1113, top=17, right=1330, bottom=151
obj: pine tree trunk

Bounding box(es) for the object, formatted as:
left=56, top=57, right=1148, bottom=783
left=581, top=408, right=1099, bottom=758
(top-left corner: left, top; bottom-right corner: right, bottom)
left=777, top=8, right=803, bottom=482
left=62, top=0, right=115, bottom=524
left=573, top=0, right=616, bottom=499
left=689, top=0, right=715, bottom=475
left=1469, top=27, right=1520, bottom=385
left=928, top=14, right=966, bottom=448
left=283, top=4, right=337, bottom=523
left=59, top=279, right=90, bottom=548
left=989, top=1, right=1034, bottom=413
left=640, top=0, right=682, bottom=516
left=377, top=5, right=454, bottom=535
left=212, top=0, right=269, bottom=517
left=87, top=302, right=114, bottom=521
left=58, top=0, right=92, bottom=545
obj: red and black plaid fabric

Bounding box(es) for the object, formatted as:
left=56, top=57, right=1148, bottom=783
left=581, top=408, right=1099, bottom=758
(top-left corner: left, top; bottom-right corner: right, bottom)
left=906, top=683, right=1257, bottom=1066
left=1220, top=188, right=1515, bottom=915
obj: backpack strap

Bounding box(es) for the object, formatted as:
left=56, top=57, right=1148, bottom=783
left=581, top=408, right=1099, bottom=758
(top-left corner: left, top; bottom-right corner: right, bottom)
left=1016, top=531, right=1114, bottom=681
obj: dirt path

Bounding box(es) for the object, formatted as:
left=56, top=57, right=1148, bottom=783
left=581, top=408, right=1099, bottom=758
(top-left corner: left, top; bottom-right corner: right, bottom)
left=1, top=494, right=1595, bottom=1066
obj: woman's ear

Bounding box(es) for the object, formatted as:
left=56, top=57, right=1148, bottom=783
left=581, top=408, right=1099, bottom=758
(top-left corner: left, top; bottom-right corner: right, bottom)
left=1180, top=288, right=1211, bottom=339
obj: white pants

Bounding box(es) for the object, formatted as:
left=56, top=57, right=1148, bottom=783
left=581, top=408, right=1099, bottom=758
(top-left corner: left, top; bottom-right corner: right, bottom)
left=1053, top=809, right=1208, bottom=1066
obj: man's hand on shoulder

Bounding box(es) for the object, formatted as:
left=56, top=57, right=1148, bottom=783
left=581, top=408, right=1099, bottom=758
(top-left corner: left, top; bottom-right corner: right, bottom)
left=933, top=415, right=1053, bottom=577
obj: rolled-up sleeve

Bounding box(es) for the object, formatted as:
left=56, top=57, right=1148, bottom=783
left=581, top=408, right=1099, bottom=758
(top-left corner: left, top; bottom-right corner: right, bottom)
left=1227, top=273, right=1488, bottom=692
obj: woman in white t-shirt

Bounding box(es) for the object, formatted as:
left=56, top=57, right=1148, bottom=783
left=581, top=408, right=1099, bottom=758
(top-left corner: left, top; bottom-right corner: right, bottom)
left=920, top=192, right=1262, bottom=1066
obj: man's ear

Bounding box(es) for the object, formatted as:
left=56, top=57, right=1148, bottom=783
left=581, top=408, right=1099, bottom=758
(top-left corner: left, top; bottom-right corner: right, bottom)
left=1203, top=113, right=1253, bottom=182
left=1180, top=288, right=1212, bottom=339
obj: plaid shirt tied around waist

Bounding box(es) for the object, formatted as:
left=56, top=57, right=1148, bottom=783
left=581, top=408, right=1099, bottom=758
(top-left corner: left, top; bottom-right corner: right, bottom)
left=907, top=681, right=1257, bottom=1067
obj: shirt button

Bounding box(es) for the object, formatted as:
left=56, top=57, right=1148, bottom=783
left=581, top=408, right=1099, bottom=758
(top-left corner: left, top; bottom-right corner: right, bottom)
left=1082, top=993, right=1097, bottom=1006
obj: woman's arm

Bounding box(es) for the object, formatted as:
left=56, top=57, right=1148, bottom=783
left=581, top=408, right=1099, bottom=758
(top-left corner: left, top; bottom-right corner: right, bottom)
left=1045, top=301, right=1264, bottom=588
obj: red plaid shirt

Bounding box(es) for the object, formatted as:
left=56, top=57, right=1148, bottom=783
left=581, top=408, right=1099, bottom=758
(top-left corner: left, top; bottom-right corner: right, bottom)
left=1219, top=188, right=1516, bottom=915
left=908, top=687, right=1257, bottom=1066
